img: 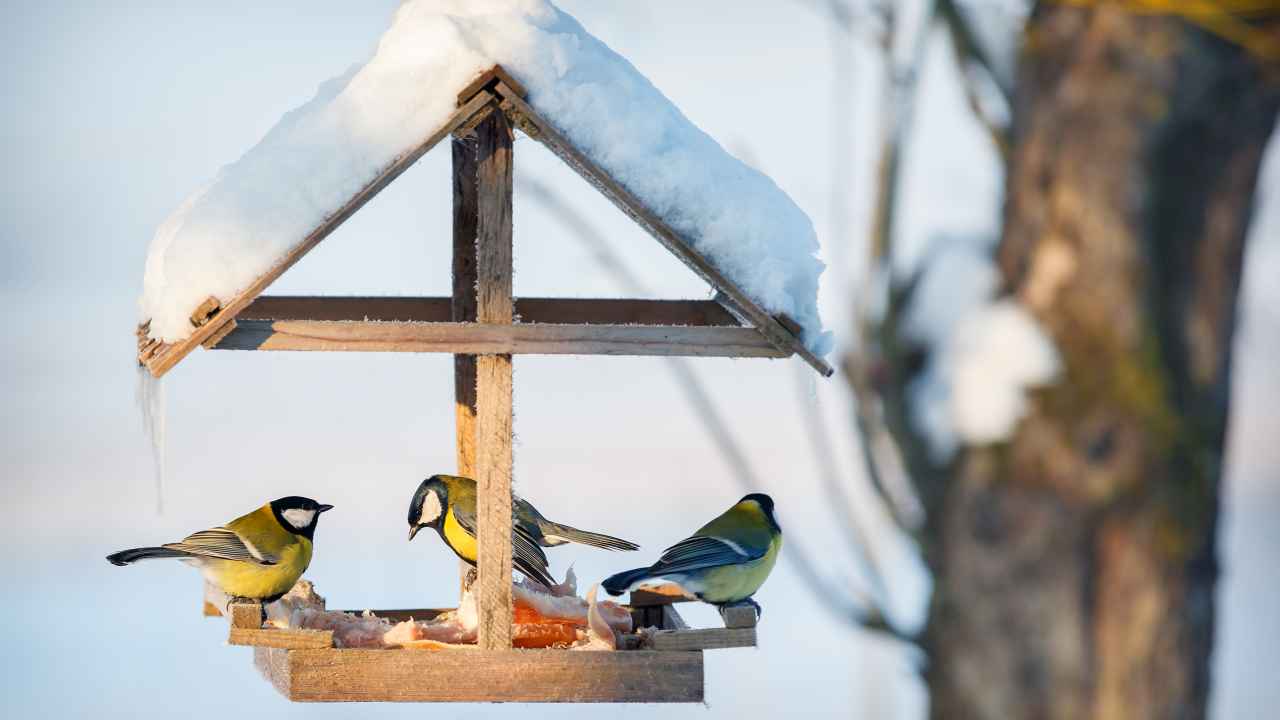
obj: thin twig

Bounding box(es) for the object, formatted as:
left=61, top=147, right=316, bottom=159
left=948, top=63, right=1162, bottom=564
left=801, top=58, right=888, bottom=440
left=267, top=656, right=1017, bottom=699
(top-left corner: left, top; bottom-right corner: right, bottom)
left=938, top=0, right=1013, bottom=160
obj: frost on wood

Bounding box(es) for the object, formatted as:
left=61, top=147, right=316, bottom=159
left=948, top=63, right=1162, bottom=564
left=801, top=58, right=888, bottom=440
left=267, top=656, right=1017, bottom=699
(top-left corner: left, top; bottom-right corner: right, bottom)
left=905, top=243, right=1059, bottom=461
left=138, top=0, right=830, bottom=353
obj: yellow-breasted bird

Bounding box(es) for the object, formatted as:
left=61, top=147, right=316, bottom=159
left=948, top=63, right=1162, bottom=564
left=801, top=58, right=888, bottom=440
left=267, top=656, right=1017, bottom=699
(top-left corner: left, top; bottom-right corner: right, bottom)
left=407, top=474, right=639, bottom=587
left=106, top=496, right=332, bottom=603
left=602, top=493, right=781, bottom=615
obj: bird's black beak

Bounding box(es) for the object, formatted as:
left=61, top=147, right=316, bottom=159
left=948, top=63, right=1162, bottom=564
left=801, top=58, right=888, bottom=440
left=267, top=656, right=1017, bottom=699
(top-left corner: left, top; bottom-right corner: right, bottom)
left=318, top=504, right=334, bottom=513
left=408, top=525, right=422, bottom=542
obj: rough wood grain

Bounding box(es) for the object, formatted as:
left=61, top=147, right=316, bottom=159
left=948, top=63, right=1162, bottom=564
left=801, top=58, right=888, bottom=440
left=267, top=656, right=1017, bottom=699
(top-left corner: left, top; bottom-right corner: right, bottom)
left=138, top=89, right=497, bottom=377
left=490, top=80, right=832, bottom=378
left=453, top=134, right=480, bottom=481
left=648, top=627, right=756, bottom=652
left=210, top=320, right=785, bottom=357
left=228, top=600, right=263, bottom=629
left=457, top=65, right=527, bottom=107
left=256, top=647, right=703, bottom=703
left=473, top=108, right=515, bottom=651
left=230, top=627, right=334, bottom=650
left=719, top=604, right=759, bottom=630
left=237, top=296, right=743, bottom=326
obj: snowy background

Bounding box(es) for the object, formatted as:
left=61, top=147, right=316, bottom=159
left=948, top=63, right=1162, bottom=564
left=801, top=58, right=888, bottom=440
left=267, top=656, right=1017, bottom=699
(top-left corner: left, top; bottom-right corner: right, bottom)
left=1, top=2, right=1275, bottom=718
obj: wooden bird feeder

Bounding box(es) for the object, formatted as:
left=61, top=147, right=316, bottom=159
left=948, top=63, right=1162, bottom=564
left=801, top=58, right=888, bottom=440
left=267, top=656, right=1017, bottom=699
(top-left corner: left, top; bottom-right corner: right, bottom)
left=144, top=66, right=828, bottom=704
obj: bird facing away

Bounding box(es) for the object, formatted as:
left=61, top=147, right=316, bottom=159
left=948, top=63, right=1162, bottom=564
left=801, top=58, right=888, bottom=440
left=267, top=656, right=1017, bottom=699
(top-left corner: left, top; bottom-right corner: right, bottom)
left=106, top=496, right=333, bottom=603
left=602, top=493, right=782, bottom=614
left=407, top=474, right=639, bottom=587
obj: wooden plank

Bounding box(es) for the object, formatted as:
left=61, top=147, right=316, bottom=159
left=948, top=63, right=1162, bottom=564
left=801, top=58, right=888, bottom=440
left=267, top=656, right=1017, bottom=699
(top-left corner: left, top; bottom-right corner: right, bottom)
left=456, top=65, right=528, bottom=107
left=630, top=585, right=697, bottom=607
left=228, top=600, right=263, bottom=629
left=453, top=134, right=480, bottom=481
left=720, top=604, right=759, bottom=629
left=230, top=627, right=334, bottom=650
left=260, top=648, right=703, bottom=703
left=239, top=296, right=742, bottom=327
left=490, top=80, right=832, bottom=377
left=648, top=627, right=757, bottom=652
left=210, top=320, right=787, bottom=357
left=139, top=89, right=499, bottom=377
left=453, top=132, right=482, bottom=596
left=473, top=108, right=515, bottom=652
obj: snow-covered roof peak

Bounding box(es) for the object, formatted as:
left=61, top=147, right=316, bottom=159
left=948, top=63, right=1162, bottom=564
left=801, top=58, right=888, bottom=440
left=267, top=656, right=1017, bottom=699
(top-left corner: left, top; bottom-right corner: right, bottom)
left=139, top=0, right=830, bottom=359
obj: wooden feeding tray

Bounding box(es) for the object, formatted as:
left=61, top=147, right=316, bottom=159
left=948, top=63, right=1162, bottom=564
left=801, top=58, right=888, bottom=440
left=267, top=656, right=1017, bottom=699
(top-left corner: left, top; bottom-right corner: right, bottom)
left=205, top=581, right=757, bottom=703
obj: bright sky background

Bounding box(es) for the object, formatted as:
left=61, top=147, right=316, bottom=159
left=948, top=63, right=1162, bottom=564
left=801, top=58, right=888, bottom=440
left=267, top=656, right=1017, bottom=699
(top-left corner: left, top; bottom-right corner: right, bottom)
left=1, top=2, right=1275, bottom=718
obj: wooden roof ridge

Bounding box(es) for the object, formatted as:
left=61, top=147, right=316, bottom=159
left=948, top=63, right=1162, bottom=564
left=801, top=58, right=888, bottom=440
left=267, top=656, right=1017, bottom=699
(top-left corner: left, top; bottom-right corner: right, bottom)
left=136, top=64, right=832, bottom=378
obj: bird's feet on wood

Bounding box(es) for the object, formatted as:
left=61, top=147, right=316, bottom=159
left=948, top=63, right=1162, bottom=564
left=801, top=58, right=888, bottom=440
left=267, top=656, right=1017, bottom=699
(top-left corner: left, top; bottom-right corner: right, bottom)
left=463, top=567, right=478, bottom=591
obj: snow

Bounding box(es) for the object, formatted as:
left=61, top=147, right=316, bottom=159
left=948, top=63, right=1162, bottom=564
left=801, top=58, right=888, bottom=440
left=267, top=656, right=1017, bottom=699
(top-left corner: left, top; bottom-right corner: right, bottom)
left=905, top=243, right=1059, bottom=461
left=139, top=0, right=830, bottom=354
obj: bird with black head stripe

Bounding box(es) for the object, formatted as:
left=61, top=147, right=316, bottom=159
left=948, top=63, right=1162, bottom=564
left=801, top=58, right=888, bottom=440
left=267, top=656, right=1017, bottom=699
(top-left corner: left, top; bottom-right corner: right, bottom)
left=407, top=474, right=638, bottom=588
left=106, top=496, right=333, bottom=604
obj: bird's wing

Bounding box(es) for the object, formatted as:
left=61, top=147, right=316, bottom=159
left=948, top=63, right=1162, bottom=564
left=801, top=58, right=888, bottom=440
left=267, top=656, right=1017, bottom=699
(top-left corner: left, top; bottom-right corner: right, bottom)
left=164, top=528, right=277, bottom=565
left=453, top=501, right=554, bottom=586
left=650, top=534, right=764, bottom=575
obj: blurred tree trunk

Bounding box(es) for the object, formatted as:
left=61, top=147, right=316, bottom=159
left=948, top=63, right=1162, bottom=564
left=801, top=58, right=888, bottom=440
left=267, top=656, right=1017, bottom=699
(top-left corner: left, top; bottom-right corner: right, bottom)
left=919, top=6, right=1279, bottom=719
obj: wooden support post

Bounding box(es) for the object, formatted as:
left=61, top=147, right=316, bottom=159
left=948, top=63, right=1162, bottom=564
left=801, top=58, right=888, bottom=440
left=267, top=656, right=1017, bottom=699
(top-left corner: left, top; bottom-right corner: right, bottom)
left=452, top=133, right=480, bottom=596
left=472, top=107, right=515, bottom=651
left=452, top=134, right=479, bottom=479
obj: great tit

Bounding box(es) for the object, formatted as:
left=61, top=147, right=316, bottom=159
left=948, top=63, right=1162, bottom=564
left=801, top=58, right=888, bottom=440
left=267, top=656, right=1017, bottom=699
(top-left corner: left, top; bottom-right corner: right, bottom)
left=601, top=493, right=781, bottom=614
left=407, top=474, right=639, bottom=587
left=106, top=496, right=333, bottom=603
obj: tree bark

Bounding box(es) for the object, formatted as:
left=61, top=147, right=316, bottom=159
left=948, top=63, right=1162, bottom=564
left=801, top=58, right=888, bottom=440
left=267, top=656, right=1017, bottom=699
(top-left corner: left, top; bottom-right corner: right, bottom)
left=920, top=6, right=1279, bottom=719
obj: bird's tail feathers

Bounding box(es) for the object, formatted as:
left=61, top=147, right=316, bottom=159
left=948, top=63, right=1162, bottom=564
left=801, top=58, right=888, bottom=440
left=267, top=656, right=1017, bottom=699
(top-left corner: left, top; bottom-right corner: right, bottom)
left=106, top=546, right=191, bottom=566
left=543, top=523, right=639, bottom=552
left=601, top=567, right=653, bottom=596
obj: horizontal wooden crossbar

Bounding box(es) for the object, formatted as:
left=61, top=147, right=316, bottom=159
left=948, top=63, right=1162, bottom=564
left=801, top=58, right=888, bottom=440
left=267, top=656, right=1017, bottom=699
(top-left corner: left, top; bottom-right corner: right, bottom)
left=240, top=296, right=741, bottom=327
left=210, top=320, right=789, bottom=358
left=254, top=646, right=704, bottom=703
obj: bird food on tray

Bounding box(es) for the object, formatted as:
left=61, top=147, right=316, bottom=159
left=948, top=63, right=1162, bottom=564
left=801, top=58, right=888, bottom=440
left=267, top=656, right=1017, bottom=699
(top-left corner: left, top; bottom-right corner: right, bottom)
left=258, top=571, right=629, bottom=651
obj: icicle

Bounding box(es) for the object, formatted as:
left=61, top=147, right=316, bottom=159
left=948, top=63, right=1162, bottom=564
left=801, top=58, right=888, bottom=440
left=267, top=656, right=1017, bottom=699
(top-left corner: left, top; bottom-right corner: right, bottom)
left=135, top=367, right=167, bottom=514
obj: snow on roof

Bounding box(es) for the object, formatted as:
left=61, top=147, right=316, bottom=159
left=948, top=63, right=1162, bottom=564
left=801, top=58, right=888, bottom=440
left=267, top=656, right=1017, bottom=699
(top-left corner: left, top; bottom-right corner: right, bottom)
left=140, top=0, right=831, bottom=355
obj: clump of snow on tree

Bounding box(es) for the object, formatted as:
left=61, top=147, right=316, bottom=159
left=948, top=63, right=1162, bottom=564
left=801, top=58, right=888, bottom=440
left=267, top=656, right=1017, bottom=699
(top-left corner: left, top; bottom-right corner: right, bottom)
left=140, top=0, right=830, bottom=354
left=905, top=243, right=1059, bottom=461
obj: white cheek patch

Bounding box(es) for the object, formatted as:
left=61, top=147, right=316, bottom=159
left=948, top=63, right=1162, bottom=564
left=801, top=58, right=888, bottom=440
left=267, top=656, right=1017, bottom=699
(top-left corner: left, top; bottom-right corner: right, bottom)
left=282, top=508, right=316, bottom=530
left=420, top=492, right=443, bottom=524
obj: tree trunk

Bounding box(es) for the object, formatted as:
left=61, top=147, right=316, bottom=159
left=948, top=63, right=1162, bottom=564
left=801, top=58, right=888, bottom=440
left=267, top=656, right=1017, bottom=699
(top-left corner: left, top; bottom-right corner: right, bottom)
left=922, top=6, right=1279, bottom=719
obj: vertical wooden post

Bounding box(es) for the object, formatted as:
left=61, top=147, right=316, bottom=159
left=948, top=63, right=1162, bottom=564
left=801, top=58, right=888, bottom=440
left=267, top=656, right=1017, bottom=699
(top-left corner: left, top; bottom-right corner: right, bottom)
left=472, top=107, right=515, bottom=650
left=451, top=133, right=480, bottom=596
left=452, top=134, right=480, bottom=478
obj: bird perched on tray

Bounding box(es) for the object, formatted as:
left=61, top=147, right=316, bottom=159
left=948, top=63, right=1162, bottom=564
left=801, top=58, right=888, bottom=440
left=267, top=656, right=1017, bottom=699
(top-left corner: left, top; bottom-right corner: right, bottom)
left=407, top=474, right=639, bottom=588
left=601, top=493, right=781, bottom=616
left=106, top=496, right=333, bottom=603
